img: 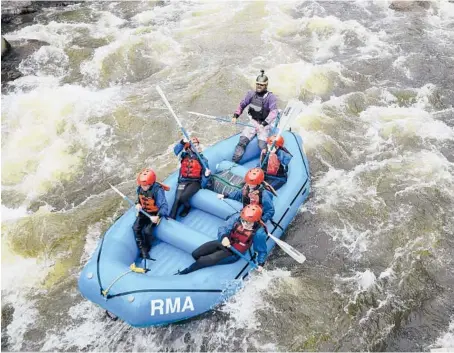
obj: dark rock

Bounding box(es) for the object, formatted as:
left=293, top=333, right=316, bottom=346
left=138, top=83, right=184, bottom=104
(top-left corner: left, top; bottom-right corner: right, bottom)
left=1, top=36, right=11, bottom=57
left=389, top=1, right=431, bottom=12
left=1, top=1, right=81, bottom=24
left=1, top=39, right=50, bottom=90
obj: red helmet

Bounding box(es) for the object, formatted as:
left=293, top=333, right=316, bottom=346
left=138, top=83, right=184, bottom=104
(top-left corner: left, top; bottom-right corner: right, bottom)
left=244, top=168, right=264, bottom=186
left=136, top=168, right=156, bottom=186
left=267, top=135, right=284, bottom=148
left=240, top=204, right=263, bottom=223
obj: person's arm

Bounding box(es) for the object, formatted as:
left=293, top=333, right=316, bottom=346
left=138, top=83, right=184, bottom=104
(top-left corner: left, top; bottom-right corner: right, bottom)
left=226, top=189, right=242, bottom=201
left=155, top=187, right=169, bottom=217
left=200, top=155, right=211, bottom=189
left=261, top=190, right=275, bottom=222
left=217, top=216, right=237, bottom=241
left=278, top=149, right=293, bottom=167
left=173, top=140, right=185, bottom=156
left=262, top=94, right=278, bottom=126
left=233, top=91, right=254, bottom=117
left=253, top=227, right=268, bottom=265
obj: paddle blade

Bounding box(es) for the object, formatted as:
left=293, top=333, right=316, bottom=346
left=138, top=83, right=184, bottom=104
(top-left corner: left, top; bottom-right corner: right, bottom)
left=108, top=182, right=126, bottom=199
left=268, top=233, right=306, bottom=264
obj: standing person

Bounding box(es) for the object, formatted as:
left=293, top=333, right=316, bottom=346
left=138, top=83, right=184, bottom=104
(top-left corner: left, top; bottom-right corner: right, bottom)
left=170, top=137, right=211, bottom=219
left=176, top=204, right=268, bottom=274
left=133, top=168, right=169, bottom=260
left=217, top=167, right=275, bottom=223
left=260, top=135, right=293, bottom=190
left=231, top=69, right=278, bottom=163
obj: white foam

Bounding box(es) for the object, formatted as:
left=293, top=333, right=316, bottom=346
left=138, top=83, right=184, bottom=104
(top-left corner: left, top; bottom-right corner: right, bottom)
left=221, top=269, right=291, bottom=330
left=1, top=84, right=121, bottom=201
left=432, top=318, right=454, bottom=351
left=1, top=205, right=29, bottom=222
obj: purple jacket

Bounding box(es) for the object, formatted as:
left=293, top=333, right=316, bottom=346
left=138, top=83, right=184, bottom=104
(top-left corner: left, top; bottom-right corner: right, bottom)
left=234, top=90, right=278, bottom=125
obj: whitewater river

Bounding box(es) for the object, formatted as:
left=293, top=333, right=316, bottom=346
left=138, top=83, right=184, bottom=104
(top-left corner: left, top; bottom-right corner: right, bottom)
left=1, top=1, right=453, bottom=351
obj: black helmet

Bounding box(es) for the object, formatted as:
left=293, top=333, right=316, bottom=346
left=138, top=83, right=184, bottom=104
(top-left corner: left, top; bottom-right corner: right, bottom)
left=256, top=69, right=269, bottom=84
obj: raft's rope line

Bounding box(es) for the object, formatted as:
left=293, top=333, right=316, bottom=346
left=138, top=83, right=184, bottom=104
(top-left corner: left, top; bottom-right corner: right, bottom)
left=105, top=288, right=223, bottom=299
left=102, top=270, right=134, bottom=298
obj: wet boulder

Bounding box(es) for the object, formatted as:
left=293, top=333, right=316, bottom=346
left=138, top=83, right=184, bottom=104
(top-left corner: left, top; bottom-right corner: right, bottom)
left=389, top=1, right=431, bottom=11
left=1, top=36, right=11, bottom=57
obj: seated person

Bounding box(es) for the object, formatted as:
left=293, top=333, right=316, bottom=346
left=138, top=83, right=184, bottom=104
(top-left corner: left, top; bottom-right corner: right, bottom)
left=217, top=168, right=275, bottom=223
left=259, top=135, right=293, bottom=190
left=170, top=136, right=211, bottom=219
left=133, top=168, right=169, bottom=260
left=177, top=204, right=267, bottom=274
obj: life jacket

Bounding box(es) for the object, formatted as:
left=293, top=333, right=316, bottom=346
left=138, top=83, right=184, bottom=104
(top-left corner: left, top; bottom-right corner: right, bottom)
left=180, top=153, right=203, bottom=180
left=248, top=92, right=270, bottom=122
left=137, top=185, right=162, bottom=214
left=260, top=150, right=285, bottom=177
left=229, top=222, right=256, bottom=253
left=242, top=185, right=263, bottom=207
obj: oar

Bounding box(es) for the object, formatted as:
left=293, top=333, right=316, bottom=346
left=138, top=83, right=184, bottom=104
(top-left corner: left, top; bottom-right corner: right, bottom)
left=228, top=245, right=258, bottom=269
left=267, top=232, right=306, bottom=264
left=260, top=100, right=303, bottom=169
left=187, top=111, right=254, bottom=128
left=156, top=85, right=209, bottom=171
left=261, top=221, right=306, bottom=264
left=108, top=182, right=155, bottom=220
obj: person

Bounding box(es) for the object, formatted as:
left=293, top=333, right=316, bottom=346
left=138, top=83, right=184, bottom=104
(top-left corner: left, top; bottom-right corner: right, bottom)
left=170, top=137, right=212, bottom=219
left=176, top=204, right=268, bottom=274
left=133, top=168, right=169, bottom=260
left=231, top=69, right=278, bottom=163
left=259, top=135, right=293, bottom=190
left=217, top=167, right=275, bottom=223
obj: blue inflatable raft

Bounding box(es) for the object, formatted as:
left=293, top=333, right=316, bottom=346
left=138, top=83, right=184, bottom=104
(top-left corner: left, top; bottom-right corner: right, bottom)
left=78, top=129, right=310, bottom=327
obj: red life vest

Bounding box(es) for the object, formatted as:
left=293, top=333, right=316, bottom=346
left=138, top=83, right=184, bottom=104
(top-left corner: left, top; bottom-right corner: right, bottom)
left=229, top=222, right=255, bottom=253
left=180, top=155, right=203, bottom=180
left=242, top=185, right=263, bottom=207
left=260, top=150, right=282, bottom=176
left=137, top=186, right=161, bottom=213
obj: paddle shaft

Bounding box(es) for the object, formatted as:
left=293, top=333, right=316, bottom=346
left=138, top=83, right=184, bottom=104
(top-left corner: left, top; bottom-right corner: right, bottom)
left=156, top=86, right=209, bottom=171
left=260, top=105, right=295, bottom=168
left=228, top=245, right=258, bottom=269
left=108, top=183, right=155, bottom=219
left=187, top=111, right=254, bottom=128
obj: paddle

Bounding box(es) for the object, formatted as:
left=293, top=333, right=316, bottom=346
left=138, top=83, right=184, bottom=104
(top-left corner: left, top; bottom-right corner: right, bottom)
left=260, top=100, right=304, bottom=169
left=187, top=111, right=254, bottom=128
left=227, top=244, right=258, bottom=269
left=109, top=182, right=156, bottom=220
left=156, top=85, right=209, bottom=171
left=267, top=232, right=306, bottom=264
left=108, top=182, right=157, bottom=271
left=260, top=221, right=306, bottom=264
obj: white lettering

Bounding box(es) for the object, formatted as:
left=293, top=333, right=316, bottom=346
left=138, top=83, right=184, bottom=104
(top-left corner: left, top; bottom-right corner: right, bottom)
left=182, top=296, right=194, bottom=312
left=150, top=299, right=164, bottom=316
left=166, top=297, right=181, bottom=314
left=150, top=296, right=195, bottom=316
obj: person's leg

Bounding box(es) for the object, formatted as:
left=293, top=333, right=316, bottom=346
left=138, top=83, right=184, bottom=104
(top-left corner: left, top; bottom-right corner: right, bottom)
left=233, top=124, right=257, bottom=163
left=142, top=222, right=157, bottom=259
left=179, top=182, right=201, bottom=217
left=265, top=176, right=286, bottom=190
left=170, top=182, right=186, bottom=219
left=257, top=123, right=272, bottom=151
left=132, top=213, right=151, bottom=257
left=179, top=249, right=235, bottom=274
left=191, top=241, right=221, bottom=260
left=178, top=242, right=234, bottom=274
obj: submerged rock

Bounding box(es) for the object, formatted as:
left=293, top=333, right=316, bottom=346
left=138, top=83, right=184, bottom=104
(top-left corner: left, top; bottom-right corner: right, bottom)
left=1, top=36, right=11, bottom=57
left=389, top=1, right=431, bottom=12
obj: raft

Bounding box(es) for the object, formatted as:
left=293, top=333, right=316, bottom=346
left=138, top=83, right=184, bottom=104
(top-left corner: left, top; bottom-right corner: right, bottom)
left=78, top=128, right=310, bottom=327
